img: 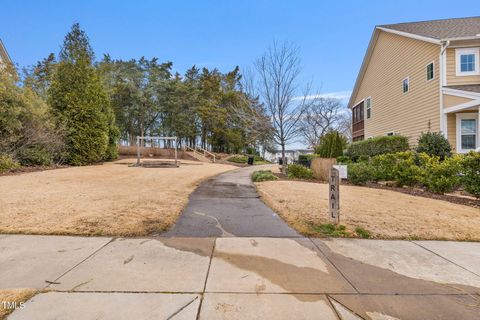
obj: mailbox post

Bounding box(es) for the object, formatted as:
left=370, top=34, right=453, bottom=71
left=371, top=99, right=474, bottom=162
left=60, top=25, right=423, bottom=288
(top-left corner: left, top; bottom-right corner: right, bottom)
left=329, top=167, right=340, bottom=224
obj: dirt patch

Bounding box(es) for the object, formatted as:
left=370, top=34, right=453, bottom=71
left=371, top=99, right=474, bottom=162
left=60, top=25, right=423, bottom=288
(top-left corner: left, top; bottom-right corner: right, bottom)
left=0, top=159, right=235, bottom=236
left=0, top=289, right=37, bottom=319
left=256, top=180, right=480, bottom=241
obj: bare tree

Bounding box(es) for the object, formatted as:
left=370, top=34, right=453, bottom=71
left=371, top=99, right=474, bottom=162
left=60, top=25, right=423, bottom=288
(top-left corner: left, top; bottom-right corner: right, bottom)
left=300, top=97, right=346, bottom=147
left=253, top=41, right=311, bottom=172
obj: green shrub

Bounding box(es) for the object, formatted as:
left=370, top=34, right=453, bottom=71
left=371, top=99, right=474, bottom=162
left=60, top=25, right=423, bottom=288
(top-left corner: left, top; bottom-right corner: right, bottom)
left=416, top=132, right=452, bottom=160
left=287, top=164, right=314, bottom=179
left=310, top=223, right=349, bottom=237
left=228, top=155, right=247, bottom=163
left=298, top=154, right=318, bottom=167
left=336, top=155, right=352, bottom=164
left=0, top=154, right=20, bottom=173
left=370, top=153, right=397, bottom=181
left=347, top=162, right=375, bottom=185
left=371, top=151, right=422, bottom=186
left=418, top=153, right=462, bottom=194
left=358, top=155, right=370, bottom=163
left=251, top=170, right=278, bottom=182
left=227, top=154, right=267, bottom=164
left=315, top=131, right=347, bottom=158
left=354, top=227, right=371, bottom=239
left=460, top=151, right=480, bottom=198
left=16, top=145, right=53, bottom=166
left=346, top=135, right=409, bottom=160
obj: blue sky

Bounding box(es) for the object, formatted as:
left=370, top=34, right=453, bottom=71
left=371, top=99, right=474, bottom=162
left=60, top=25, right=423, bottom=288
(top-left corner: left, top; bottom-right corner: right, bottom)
left=1, top=0, right=478, bottom=101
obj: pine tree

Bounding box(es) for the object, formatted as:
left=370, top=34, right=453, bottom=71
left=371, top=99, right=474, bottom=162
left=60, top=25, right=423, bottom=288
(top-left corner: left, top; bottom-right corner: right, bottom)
left=48, top=23, right=118, bottom=165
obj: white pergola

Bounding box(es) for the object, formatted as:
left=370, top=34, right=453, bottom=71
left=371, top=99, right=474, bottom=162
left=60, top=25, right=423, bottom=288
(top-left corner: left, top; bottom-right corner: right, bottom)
left=136, top=136, right=178, bottom=167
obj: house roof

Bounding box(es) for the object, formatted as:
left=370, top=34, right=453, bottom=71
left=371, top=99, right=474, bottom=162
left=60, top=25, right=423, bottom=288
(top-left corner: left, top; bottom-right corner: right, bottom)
left=0, top=39, right=13, bottom=65
left=379, top=16, right=480, bottom=41
left=445, top=85, right=480, bottom=94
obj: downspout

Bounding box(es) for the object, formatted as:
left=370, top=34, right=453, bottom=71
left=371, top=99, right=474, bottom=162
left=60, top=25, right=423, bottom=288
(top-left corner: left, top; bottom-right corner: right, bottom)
left=439, top=40, right=450, bottom=137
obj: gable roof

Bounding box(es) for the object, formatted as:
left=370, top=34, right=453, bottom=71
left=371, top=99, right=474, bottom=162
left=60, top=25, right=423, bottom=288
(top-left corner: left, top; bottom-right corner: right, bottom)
left=348, top=16, right=480, bottom=108
left=379, top=16, right=480, bottom=41
left=0, top=39, right=13, bottom=65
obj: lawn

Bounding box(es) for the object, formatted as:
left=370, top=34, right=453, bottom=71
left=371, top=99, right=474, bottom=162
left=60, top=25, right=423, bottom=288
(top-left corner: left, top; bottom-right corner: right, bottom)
left=256, top=180, right=480, bottom=241
left=0, top=159, right=235, bottom=236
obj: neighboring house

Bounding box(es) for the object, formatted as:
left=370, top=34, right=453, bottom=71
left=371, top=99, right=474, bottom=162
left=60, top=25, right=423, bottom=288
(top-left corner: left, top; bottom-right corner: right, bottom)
left=0, top=39, right=13, bottom=69
left=265, top=149, right=314, bottom=164
left=349, top=17, right=480, bottom=153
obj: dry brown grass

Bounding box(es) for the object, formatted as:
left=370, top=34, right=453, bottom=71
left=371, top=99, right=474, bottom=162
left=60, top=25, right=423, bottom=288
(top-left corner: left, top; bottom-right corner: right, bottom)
left=0, top=289, right=37, bottom=319
left=0, top=159, right=235, bottom=236
left=257, top=180, right=480, bottom=241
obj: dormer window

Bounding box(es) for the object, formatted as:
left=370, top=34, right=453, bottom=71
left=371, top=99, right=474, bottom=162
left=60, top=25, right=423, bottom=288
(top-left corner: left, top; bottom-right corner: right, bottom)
left=456, top=48, right=480, bottom=76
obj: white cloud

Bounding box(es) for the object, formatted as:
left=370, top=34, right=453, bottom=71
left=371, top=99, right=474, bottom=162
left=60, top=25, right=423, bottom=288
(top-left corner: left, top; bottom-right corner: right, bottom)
left=293, top=90, right=352, bottom=102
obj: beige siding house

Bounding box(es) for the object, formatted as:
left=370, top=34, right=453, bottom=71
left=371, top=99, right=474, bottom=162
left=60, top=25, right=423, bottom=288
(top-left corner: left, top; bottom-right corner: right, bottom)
left=349, top=17, right=480, bottom=153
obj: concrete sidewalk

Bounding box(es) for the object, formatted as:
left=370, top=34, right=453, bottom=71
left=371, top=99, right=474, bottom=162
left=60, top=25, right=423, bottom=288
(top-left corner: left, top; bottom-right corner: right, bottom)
left=1, top=234, right=479, bottom=319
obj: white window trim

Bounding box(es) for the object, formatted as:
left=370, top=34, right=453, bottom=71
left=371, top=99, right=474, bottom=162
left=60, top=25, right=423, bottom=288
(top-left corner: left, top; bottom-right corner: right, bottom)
left=385, top=131, right=395, bottom=136
left=402, top=77, right=410, bottom=93
left=365, top=96, right=371, bottom=119
left=456, top=113, right=479, bottom=153
left=455, top=48, right=480, bottom=76
left=426, top=61, right=435, bottom=81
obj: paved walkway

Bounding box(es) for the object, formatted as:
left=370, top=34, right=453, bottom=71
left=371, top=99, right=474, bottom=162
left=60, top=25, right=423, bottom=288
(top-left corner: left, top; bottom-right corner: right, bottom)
left=2, top=235, right=480, bottom=319
left=163, top=165, right=300, bottom=237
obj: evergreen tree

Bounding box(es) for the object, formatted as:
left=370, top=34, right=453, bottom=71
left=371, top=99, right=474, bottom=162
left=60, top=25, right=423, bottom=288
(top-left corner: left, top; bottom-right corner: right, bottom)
left=48, top=23, right=118, bottom=165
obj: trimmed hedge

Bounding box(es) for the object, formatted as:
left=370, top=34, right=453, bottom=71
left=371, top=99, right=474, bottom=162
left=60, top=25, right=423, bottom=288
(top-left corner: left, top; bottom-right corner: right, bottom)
left=346, top=151, right=478, bottom=195
left=251, top=170, right=278, bottom=182
left=346, top=136, right=409, bottom=160
left=287, top=164, right=314, bottom=179
left=418, top=153, right=462, bottom=194
left=461, top=151, right=480, bottom=198
left=298, top=154, right=319, bottom=167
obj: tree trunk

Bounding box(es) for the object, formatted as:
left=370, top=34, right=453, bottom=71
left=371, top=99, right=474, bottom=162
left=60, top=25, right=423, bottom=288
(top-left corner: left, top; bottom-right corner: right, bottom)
left=281, top=143, right=287, bottom=174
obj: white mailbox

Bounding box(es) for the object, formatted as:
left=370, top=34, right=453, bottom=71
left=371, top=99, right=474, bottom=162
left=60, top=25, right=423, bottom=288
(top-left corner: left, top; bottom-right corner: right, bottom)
left=332, top=165, right=348, bottom=179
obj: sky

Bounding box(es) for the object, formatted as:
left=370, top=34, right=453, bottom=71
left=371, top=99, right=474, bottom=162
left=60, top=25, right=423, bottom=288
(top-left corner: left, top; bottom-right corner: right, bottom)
left=2, top=0, right=479, bottom=102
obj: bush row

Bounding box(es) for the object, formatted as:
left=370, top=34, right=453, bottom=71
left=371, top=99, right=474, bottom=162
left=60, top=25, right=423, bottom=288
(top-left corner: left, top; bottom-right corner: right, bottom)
left=347, top=151, right=480, bottom=197
left=227, top=154, right=267, bottom=164
left=345, top=136, right=410, bottom=160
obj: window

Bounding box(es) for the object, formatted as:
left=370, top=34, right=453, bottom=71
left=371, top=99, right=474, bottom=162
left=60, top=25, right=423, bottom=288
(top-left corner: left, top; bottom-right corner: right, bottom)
left=365, top=97, right=371, bottom=119
left=461, top=55, right=475, bottom=72
left=456, top=113, right=478, bottom=153
left=352, top=102, right=364, bottom=123
left=461, top=119, right=477, bottom=150
left=402, top=78, right=409, bottom=93
left=426, top=62, right=434, bottom=81
left=456, top=48, right=480, bottom=76
left=386, top=131, right=395, bottom=136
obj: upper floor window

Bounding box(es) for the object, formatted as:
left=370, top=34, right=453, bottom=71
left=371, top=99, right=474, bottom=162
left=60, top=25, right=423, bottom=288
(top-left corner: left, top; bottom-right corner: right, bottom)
left=402, top=77, right=409, bottom=93
left=456, top=48, right=480, bottom=76
left=352, top=102, right=364, bottom=123
left=365, top=97, right=371, bottom=119
left=426, top=62, right=434, bottom=81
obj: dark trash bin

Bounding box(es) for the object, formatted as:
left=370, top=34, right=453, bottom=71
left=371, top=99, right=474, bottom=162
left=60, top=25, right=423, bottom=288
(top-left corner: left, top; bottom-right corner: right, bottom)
left=247, top=156, right=254, bottom=165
